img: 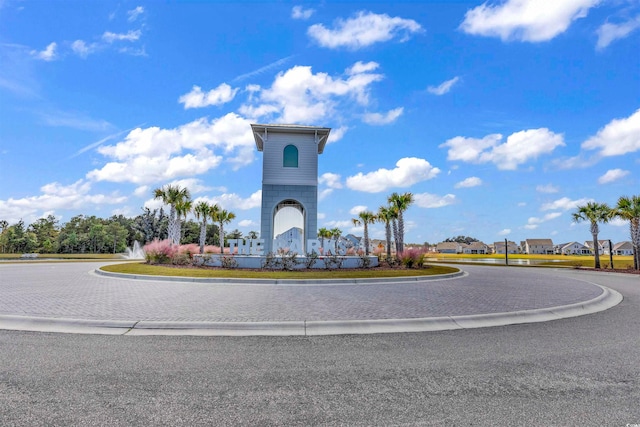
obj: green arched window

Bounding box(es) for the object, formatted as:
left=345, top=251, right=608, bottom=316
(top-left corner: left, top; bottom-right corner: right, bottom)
left=283, top=144, right=298, bottom=167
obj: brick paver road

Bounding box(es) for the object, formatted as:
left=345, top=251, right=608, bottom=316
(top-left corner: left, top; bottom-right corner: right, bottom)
left=0, top=262, right=604, bottom=322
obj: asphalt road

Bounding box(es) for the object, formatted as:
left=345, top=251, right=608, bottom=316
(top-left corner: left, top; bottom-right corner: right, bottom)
left=1, top=268, right=638, bottom=426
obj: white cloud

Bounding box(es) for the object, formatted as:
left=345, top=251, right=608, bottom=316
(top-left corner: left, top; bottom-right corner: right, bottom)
left=127, top=6, right=144, bottom=22
left=498, top=228, right=511, bottom=236
left=243, top=63, right=384, bottom=124
left=143, top=198, right=164, bottom=212
left=168, top=178, right=215, bottom=194
left=440, top=128, right=564, bottom=170
left=582, top=108, right=640, bottom=157
left=31, top=42, right=57, bottom=61
left=413, top=193, right=456, bottom=208
left=460, top=0, right=599, bottom=42
left=609, top=217, right=627, bottom=227
left=133, top=185, right=149, bottom=197
left=86, top=113, right=255, bottom=184
left=541, top=197, right=593, bottom=211
left=238, top=219, right=258, bottom=227
left=454, top=176, right=482, bottom=188
left=441, top=134, right=502, bottom=163
left=525, top=212, right=562, bottom=229
left=71, top=40, right=99, bottom=58
left=0, top=180, right=126, bottom=223
left=178, top=84, right=239, bottom=109
left=362, top=107, right=403, bottom=125
left=318, top=173, right=342, bottom=200
left=319, top=172, right=342, bottom=189
left=307, top=11, right=422, bottom=49
left=349, top=205, right=368, bottom=215
left=536, top=184, right=559, bottom=193
left=201, top=190, right=262, bottom=210
left=427, top=76, right=460, bottom=95
left=596, top=16, right=640, bottom=50
left=598, top=168, right=629, bottom=184
left=346, top=157, right=440, bottom=193
left=292, top=5, right=314, bottom=20
left=318, top=189, right=334, bottom=200
left=327, top=126, right=348, bottom=143
left=323, top=220, right=354, bottom=229
left=347, top=61, right=379, bottom=75
left=102, top=30, right=141, bottom=43
left=118, top=46, right=147, bottom=57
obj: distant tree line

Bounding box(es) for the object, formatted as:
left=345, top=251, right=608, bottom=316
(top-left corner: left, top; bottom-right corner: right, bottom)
left=444, top=236, right=479, bottom=244
left=0, top=208, right=250, bottom=254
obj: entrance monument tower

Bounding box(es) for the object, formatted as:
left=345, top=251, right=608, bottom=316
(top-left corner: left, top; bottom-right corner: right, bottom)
left=251, top=124, right=331, bottom=254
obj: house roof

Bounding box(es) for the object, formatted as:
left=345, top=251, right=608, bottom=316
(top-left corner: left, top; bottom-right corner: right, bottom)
left=613, top=241, right=634, bottom=250
left=466, top=241, right=488, bottom=249
left=559, top=241, right=588, bottom=249
left=251, top=123, right=331, bottom=154
left=436, top=242, right=461, bottom=250
left=494, top=241, right=517, bottom=246
left=526, top=239, right=554, bottom=245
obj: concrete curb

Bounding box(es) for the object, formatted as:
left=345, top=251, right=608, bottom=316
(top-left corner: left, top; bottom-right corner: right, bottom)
left=93, top=267, right=466, bottom=285
left=0, top=284, right=622, bottom=337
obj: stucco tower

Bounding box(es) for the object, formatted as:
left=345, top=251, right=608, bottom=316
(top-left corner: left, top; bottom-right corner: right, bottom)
left=251, top=124, right=331, bottom=254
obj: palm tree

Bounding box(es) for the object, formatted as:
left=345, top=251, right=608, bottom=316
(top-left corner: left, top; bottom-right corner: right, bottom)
left=572, top=202, right=613, bottom=269
left=377, top=205, right=394, bottom=261
left=388, top=192, right=414, bottom=253
left=317, top=227, right=331, bottom=246
left=352, top=210, right=376, bottom=255
left=330, top=227, right=342, bottom=241
left=174, top=199, right=192, bottom=245
left=215, top=208, right=236, bottom=254
left=153, top=184, right=191, bottom=245
left=614, top=195, right=640, bottom=270
left=247, top=231, right=259, bottom=240
left=194, top=202, right=219, bottom=254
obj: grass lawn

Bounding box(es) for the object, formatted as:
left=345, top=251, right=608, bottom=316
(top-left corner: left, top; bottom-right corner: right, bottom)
left=100, top=262, right=460, bottom=279
left=428, top=253, right=635, bottom=269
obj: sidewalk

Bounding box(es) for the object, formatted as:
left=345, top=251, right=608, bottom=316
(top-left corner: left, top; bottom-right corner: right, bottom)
left=0, top=262, right=623, bottom=336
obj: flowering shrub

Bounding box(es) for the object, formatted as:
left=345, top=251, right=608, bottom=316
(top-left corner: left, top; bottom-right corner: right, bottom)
left=143, top=239, right=179, bottom=264
left=373, top=246, right=385, bottom=257
left=399, top=248, right=427, bottom=269
left=179, top=243, right=199, bottom=257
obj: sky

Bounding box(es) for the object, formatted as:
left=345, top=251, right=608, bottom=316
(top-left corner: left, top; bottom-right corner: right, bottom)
left=1, top=0, right=639, bottom=246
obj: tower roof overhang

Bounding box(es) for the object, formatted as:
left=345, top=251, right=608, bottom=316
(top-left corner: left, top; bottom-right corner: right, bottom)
left=251, top=123, right=331, bottom=154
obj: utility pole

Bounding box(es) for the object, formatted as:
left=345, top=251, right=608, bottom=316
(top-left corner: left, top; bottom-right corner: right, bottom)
left=608, top=240, right=614, bottom=270
left=505, top=238, right=509, bottom=266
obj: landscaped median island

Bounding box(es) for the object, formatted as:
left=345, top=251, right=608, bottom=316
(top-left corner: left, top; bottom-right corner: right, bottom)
left=99, top=262, right=459, bottom=279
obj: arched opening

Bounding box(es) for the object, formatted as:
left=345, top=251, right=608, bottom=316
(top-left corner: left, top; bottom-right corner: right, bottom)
left=273, top=200, right=305, bottom=252
left=283, top=144, right=298, bottom=168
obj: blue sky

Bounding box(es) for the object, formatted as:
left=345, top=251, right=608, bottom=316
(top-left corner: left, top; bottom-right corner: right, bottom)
left=1, top=0, right=639, bottom=245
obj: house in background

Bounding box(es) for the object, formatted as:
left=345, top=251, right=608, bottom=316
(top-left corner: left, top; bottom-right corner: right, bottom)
left=493, top=241, right=519, bottom=254
left=556, top=241, right=591, bottom=255
left=462, top=241, right=489, bottom=254
left=522, top=239, right=554, bottom=255
left=436, top=242, right=463, bottom=254
left=584, top=240, right=611, bottom=255
left=612, top=241, right=634, bottom=255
